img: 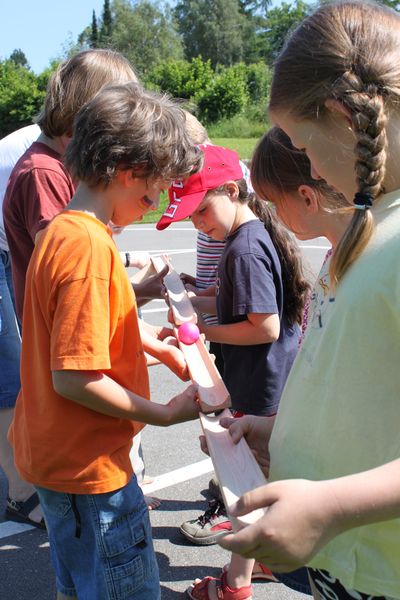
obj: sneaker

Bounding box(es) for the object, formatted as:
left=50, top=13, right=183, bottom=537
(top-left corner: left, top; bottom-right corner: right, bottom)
left=180, top=499, right=232, bottom=545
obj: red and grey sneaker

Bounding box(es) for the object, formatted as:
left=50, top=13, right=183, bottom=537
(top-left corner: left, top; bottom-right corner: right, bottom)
left=180, top=499, right=232, bottom=545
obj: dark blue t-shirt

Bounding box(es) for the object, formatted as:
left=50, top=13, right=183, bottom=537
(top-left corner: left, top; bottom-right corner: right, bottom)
left=216, top=219, right=299, bottom=416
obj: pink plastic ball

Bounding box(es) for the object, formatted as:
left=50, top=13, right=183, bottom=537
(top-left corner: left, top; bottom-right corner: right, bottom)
left=178, top=322, right=200, bottom=345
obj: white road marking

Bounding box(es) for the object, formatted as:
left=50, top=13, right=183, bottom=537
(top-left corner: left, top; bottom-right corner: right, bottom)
left=0, top=520, right=34, bottom=539
left=124, top=227, right=195, bottom=232
left=143, top=458, right=213, bottom=495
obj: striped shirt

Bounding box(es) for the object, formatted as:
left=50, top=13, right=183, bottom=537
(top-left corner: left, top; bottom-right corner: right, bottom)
left=196, top=231, right=225, bottom=325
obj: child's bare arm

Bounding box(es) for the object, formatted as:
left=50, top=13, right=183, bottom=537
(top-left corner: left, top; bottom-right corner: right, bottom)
left=190, top=294, right=218, bottom=315
left=219, top=458, right=400, bottom=572
left=201, top=313, right=280, bottom=345
left=52, top=370, right=199, bottom=426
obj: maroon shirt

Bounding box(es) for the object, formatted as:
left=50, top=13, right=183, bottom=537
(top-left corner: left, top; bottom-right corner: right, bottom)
left=3, top=142, right=75, bottom=320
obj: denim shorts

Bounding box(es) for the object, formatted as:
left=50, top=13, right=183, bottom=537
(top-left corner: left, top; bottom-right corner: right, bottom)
left=0, top=249, right=21, bottom=408
left=36, top=477, right=160, bottom=600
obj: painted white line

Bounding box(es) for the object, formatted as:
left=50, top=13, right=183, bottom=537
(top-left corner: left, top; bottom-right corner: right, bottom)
left=151, top=249, right=195, bottom=255
left=0, top=520, right=34, bottom=540
left=123, top=248, right=196, bottom=255
left=299, top=244, right=330, bottom=250
left=141, top=307, right=168, bottom=314
left=124, top=227, right=195, bottom=232
left=143, top=458, right=213, bottom=495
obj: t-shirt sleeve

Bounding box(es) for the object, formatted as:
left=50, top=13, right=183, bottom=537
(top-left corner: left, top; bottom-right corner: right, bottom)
left=50, top=275, right=112, bottom=371
left=25, top=168, right=72, bottom=241
left=232, top=253, right=278, bottom=317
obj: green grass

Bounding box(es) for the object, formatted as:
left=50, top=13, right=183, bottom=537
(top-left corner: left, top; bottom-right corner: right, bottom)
left=136, top=136, right=257, bottom=224
left=212, top=137, right=258, bottom=160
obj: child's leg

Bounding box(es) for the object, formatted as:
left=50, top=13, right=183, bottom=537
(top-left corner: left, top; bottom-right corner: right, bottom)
left=225, top=553, right=254, bottom=589
left=188, top=554, right=254, bottom=599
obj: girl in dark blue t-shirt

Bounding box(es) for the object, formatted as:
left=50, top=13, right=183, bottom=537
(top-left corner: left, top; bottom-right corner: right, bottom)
left=159, top=144, right=310, bottom=600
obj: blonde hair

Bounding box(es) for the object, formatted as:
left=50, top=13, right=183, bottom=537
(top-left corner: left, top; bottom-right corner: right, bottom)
left=37, top=49, right=137, bottom=138
left=269, top=1, right=400, bottom=285
left=65, top=82, right=203, bottom=187
left=183, top=110, right=210, bottom=144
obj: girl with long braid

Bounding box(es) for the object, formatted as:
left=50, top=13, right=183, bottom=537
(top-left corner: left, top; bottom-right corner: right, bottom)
left=218, top=3, right=400, bottom=599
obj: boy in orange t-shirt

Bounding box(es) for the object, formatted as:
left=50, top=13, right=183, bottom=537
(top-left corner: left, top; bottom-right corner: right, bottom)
left=9, top=82, right=202, bottom=600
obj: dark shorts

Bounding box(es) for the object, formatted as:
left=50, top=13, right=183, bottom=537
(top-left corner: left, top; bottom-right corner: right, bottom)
left=275, top=568, right=311, bottom=595
left=36, top=476, right=160, bottom=599
left=308, top=568, right=397, bottom=599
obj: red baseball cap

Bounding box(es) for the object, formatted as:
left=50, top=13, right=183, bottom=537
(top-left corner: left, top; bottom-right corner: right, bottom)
left=156, top=144, right=243, bottom=230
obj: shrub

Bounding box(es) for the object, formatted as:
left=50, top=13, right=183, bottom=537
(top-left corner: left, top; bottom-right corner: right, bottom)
left=196, top=66, right=249, bottom=123
left=0, top=60, right=45, bottom=137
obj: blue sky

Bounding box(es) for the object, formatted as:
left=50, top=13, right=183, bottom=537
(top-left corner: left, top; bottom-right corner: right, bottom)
left=1, top=1, right=105, bottom=74
left=2, top=1, right=282, bottom=75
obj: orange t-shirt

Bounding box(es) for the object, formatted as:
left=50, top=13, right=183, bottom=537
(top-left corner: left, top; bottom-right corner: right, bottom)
left=9, top=210, right=149, bottom=494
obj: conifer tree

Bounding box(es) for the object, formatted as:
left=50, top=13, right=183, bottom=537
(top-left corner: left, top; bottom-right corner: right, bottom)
left=90, top=10, right=99, bottom=48
left=100, top=0, right=113, bottom=44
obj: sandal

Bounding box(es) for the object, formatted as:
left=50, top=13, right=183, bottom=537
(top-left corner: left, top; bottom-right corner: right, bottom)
left=222, top=561, right=278, bottom=583
left=6, top=492, right=46, bottom=530
left=251, top=561, right=278, bottom=582
left=187, top=571, right=252, bottom=600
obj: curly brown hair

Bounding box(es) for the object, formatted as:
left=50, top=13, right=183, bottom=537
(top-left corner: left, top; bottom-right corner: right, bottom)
left=65, top=82, right=203, bottom=187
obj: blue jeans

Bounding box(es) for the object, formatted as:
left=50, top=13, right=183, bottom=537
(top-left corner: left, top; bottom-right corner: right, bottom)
left=36, top=477, right=160, bottom=600
left=0, top=249, right=21, bottom=408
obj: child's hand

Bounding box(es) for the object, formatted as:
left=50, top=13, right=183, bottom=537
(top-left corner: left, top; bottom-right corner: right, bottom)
left=133, top=264, right=169, bottom=303
left=164, top=383, right=200, bottom=424
left=180, top=272, right=196, bottom=286
left=130, top=251, right=151, bottom=269
left=219, top=415, right=273, bottom=477
left=218, top=478, right=343, bottom=572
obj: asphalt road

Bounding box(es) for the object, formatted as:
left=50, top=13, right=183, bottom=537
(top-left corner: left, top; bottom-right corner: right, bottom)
left=0, top=222, right=329, bottom=600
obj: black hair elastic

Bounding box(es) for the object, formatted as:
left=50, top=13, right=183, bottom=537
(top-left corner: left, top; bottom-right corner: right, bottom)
left=354, top=191, right=374, bottom=210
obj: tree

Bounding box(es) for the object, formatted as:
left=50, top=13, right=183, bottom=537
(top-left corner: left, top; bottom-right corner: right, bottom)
left=100, top=0, right=113, bottom=45
left=261, top=1, right=310, bottom=64
left=175, top=0, right=246, bottom=67
left=9, top=49, right=29, bottom=68
left=90, top=10, right=99, bottom=48
left=111, top=0, right=183, bottom=76
left=0, top=59, right=45, bottom=137
left=238, top=0, right=271, bottom=14
left=374, top=0, right=400, bottom=8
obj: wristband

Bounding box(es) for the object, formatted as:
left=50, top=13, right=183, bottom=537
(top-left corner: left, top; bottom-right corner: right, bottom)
left=125, top=252, right=131, bottom=268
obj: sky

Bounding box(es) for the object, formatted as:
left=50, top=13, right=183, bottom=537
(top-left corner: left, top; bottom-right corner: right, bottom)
left=1, top=1, right=105, bottom=74
left=1, top=0, right=282, bottom=75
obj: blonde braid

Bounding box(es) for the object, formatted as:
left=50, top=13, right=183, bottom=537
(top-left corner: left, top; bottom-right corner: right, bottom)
left=329, top=73, right=387, bottom=285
